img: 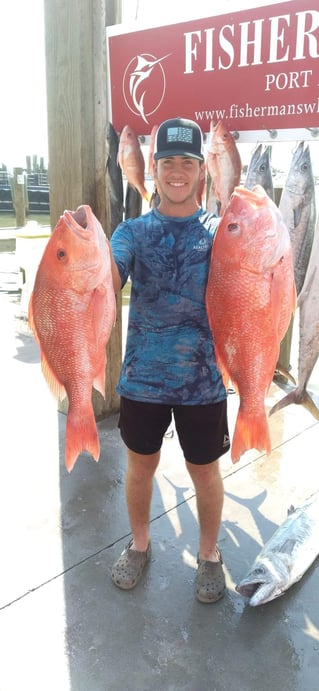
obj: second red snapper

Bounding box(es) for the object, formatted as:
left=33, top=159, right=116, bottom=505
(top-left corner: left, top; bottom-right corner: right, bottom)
left=206, top=120, right=241, bottom=215
left=118, top=124, right=150, bottom=202
left=206, top=186, right=296, bottom=463
left=28, top=205, right=116, bottom=472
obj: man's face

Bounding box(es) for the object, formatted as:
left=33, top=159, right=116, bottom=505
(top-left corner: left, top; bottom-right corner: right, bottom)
left=154, top=156, right=205, bottom=207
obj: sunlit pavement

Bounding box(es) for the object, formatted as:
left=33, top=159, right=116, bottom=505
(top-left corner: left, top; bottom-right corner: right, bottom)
left=0, top=252, right=318, bottom=691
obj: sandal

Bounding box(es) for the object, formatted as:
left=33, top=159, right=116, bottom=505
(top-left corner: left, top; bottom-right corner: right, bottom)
left=111, top=539, right=151, bottom=590
left=196, top=547, right=225, bottom=603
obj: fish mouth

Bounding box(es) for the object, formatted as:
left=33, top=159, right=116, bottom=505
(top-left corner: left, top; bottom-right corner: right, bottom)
left=236, top=579, right=282, bottom=606
left=59, top=206, right=102, bottom=273
left=235, top=580, right=263, bottom=599
left=63, top=206, right=93, bottom=240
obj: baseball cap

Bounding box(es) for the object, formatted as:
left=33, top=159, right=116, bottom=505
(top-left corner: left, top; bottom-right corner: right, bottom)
left=154, top=117, right=204, bottom=162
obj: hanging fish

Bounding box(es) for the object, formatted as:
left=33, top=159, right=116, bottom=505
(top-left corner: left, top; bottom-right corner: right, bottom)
left=245, top=144, right=274, bottom=200
left=106, top=122, right=124, bottom=232
left=279, top=141, right=316, bottom=296
left=270, top=212, right=319, bottom=421
left=206, top=120, right=241, bottom=215
left=118, top=125, right=150, bottom=202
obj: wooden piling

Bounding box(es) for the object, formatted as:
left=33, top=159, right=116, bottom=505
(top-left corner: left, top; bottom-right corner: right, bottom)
left=43, top=0, right=123, bottom=418
left=12, top=167, right=26, bottom=227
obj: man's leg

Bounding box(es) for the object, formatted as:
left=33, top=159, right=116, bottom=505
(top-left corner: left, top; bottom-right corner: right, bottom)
left=126, top=449, right=160, bottom=551
left=186, top=458, right=225, bottom=602
left=186, top=458, right=224, bottom=561
left=111, top=449, right=160, bottom=589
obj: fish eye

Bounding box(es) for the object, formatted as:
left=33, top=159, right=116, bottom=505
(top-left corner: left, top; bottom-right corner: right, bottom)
left=228, top=223, right=240, bottom=233
left=57, top=248, right=67, bottom=261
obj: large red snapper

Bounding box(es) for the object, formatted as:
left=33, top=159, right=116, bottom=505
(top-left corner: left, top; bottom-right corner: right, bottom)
left=28, top=205, right=116, bottom=472
left=206, top=186, right=296, bottom=463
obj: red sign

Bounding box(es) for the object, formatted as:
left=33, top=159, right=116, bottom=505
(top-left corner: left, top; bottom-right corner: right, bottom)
left=106, top=0, right=319, bottom=135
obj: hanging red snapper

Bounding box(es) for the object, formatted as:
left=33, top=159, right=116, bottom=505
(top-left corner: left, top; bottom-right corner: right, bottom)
left=206, top=186, right=296, bottom=463
left=206, top=120, right=242, bottom=215
left=28, top=205, right=116, bottom=472
left=118, top=124, right=150, bottom=201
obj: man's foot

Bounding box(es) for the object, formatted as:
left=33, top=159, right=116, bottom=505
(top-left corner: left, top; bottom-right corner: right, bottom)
left=111, top=540, right=151, bottom=590
left=196, top=548, right=225, bottom=603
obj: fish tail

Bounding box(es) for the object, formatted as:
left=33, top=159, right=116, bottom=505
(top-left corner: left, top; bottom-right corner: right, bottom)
left=65, top=408, right=100, bottom=472
left=274, top=364, right=296, bottom=385
left=269, top=390, right=319, bottom=421
left=142, top=188, right=151, bottom=203
left=231, top=408, right=271, bottom=463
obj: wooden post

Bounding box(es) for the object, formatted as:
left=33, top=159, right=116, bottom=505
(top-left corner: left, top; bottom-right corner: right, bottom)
left=43, top=0, right=122, bottom=417
left=12, top=167, right=26, bottom=227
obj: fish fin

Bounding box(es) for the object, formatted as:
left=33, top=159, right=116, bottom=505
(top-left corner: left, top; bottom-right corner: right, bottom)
left=93, top=284, right=107, bottom=329
left=293, top=204, right=302, bottom=228
left=90, top=286, right=108, bottom=397
left=231, top=408, right=271, bottom=463
left=215, top=352, right=232, bottom=391
left=93, top=364, right=106, bottom=398
left=28, top=293, right=66, bottom=400
left=221, top=367, right=230, bottom=391
left=40, top=355, right=66, bottom=401
left=142, top=187, right=151, bottom=203
left=65, top=407, right=100, bottom=472
left=269, top=390, right=297, bottom=416
left=278, top=538, right=296, bottom=555
left=28, top=293, right=37, bottom=339
left=269, top=390, right=319, bottom=421
left=274, top=364, right=296, bottom=385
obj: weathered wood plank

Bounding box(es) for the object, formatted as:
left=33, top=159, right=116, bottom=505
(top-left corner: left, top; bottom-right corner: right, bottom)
left=43, top=0, right=122, bottom=416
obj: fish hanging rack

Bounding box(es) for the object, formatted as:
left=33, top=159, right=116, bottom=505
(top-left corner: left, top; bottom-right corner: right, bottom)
left=139, top=127, right=319, bottom=145
left=201, top=127, right=319, bottom=144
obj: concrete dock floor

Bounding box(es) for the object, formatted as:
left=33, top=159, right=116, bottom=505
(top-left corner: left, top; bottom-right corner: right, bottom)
left=0, top=250, right=318, bottom=691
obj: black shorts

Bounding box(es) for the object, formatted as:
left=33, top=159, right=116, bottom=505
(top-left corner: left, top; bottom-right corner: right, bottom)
left=118, top=397, right=230, bottom=465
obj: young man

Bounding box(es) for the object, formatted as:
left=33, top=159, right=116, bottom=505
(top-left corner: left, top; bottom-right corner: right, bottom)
left=109, top=117, right=230, bottom=603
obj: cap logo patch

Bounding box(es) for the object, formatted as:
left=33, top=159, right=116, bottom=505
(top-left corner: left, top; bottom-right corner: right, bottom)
left=167, top=126, right=193, bottom=144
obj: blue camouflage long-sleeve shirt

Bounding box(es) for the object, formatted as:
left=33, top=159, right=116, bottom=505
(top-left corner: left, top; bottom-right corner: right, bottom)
left=111, top=207, right=226, bottom=405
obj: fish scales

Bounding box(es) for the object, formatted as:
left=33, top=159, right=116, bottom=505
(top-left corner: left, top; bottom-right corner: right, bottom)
left=206, top=185, right=296, bottom=463
left=28, top=205, right=116, bottom=472
left=236, top=492, right=319, bottom=606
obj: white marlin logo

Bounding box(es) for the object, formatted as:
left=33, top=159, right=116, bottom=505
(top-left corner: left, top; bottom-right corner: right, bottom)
left=123, top=53, right=170, bottom=124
